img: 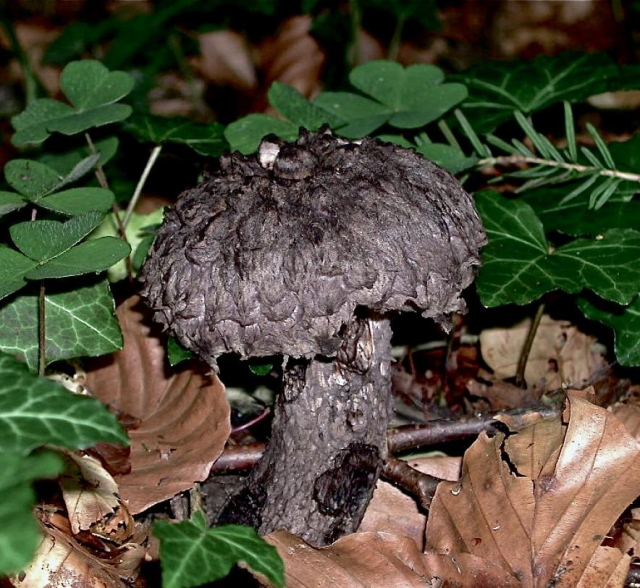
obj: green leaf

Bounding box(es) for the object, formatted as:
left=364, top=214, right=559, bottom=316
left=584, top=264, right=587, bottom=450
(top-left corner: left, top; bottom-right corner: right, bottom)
left=125, top=114, right=227, bottom=157
left=25, top=238, right=130, bottom=280
left=268, top=82, right=336, bottom=131
left=60, top=60, right=134, bottom=109
left=349, top=61, right=467, bottom=128
left=0, top=278, right=124, bottom=371
left=0, top=247, right=37, bottom=302
left=224, top=114, right=299, bottom=155
left=38, top=188, right=115, bottom=215
left=167, top=337, right=194, bottom=367
left=476, top=191, right=640, bottom=307
left=0, top=191, right=26, bottom=217
left=90, top=208, right=164, bottom=281
left=415, top=143, right=477, bottom=174
left=5, top=159, right=62, bottom=199
left=458, top=52, right=620, bottom=133
left=248, top=360, right=274, bottom=376
left=0, top=352, right=128, bottom=451
left=11, top=60, right=133, bottom=145
left=10, top=212, right=106, bottom=262
left=579, top=296, right=640, bottom=367
left=0, top=451, right=63, bottom=576
left=313, top=92, right=389, bottom=137
left=524, top=186, right=640, bottom=237
left=4, top=156, right=99, bottom=201
left=315, top=61, right=466, bottom=138
left=39, top=136, right=119, bottom=175
left=154, top=513, right=284, bottom=588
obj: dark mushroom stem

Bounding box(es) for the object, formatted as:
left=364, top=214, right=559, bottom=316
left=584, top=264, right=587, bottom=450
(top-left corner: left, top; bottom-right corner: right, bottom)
left=217, top=313, right=393, bottom=547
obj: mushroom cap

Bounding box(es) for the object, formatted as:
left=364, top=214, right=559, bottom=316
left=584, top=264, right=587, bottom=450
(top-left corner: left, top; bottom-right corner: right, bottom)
left=138, top=129, right=486, bottom=365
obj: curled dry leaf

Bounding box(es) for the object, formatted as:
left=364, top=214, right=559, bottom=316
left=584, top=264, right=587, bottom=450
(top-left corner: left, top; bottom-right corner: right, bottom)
left=267, top=530, right=519, bottom=588
left=12, top=512, right=146, bottom=588
left=194, top=30, right=257, bottom=92
left=479, top=315, right=606, bottom=390
left=60, top=452, right=133, bottom=541
left=426, top=392, right=640, bottom=587
left=359, top=456, right=461, bottom=550
left=85, top=295, right=230, bottom=514
left=610, top=403, right=640, bottom=440
left=255, top=15, right=325, bottom=112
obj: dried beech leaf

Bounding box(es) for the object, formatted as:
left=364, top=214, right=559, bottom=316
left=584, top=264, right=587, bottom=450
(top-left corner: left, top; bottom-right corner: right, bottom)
left=266, top=530, right=519, bottom=588
left=194, top=30, right=257, bottom=91
left=426, top=393, right=640, bottom=587
left=479, top=316, right=605, bottom=389
left=60, top=452, right=132, bottom=539
left=610, top=403, right=640, bottom=440
left=12, top=514, right=145, bottom=587
left=576, top=546, right=631, bottom=588
left=85, top=295, right=230, bottom=514
left=360, top=456, right=461, bottom=550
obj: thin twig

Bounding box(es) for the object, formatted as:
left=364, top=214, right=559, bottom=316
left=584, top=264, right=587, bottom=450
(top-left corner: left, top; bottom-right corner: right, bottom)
left=210, top=404, right=562, bottom=473
left=381, top=456, right=440, bottom=510
left=515, top=302, right=546, bottom=388
left=85, top=132, right=134, bottom=281
left=123, top=145, right=163, bottom=229
left=478, top=154, right=640, bottom=183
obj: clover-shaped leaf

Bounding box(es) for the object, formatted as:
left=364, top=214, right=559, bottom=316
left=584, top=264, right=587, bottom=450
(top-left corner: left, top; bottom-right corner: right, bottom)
left=316, top=61, right=466, bottom=137
left=125, top=114, right=227, bottom=157
left=12, top=60, right=133, bottom=146
left=476, top=191, right=640, bottom=307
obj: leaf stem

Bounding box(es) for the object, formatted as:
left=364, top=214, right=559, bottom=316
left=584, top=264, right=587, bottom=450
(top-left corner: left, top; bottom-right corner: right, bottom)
left=515, top=301, right=546, bottom=389
left=387, top=14, right=406, bottom=61
left=84, top=132, right=134, bottom=281
left=38, top=281, right=46, bottom=376
left=123, top=145, right=163, bottom=229
left=478, top=154, right=640, bottom=183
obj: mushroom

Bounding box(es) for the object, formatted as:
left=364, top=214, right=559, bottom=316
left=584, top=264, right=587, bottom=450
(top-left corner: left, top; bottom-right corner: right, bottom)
left=138, top=128, right=486, bottom=546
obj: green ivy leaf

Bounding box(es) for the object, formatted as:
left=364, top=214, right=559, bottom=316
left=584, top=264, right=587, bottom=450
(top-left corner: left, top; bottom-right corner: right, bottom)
left=458, top=52, right=620, bottom=133
left=476, top=191, right=640, bottom=307
left=0, top=451, right=63, bottom=576
left=154, top=512, right=284, bottom=588
left=0, top=191, right=27, bottom=218
left=167, top=336, right=193, bottom=367
left=125, top=114, right=227, bottom=157
left=38, top=188, right=115, bottom=215
left=0, top=352, right=128, bottom=451
left=579, top=296, right=640, bottom=367
left=12, top=60, right=133, bottom=146
left=10, top=212, right=106, bottom=262
left=0, top=278, right=124, bottom=371
left=224, top=114, right=299, bottom=155
left=0, top=247, right=37, bottom=301
left=524, top=186, right=640, bottom=237
left=316, top=61, right=466, bottom=137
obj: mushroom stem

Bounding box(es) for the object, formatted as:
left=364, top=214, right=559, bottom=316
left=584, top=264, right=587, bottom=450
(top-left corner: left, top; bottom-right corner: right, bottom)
left=216, top=315, right=393, bottom=546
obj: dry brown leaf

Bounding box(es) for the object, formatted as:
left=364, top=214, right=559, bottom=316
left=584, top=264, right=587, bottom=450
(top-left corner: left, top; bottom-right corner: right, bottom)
left=255, top=15, right=325, bottom=112
left=610, top=403, right=640, bottom=440
left=426, top=393, right=640, bottom=587
left=267, top=530, right=519, bottom=588
left=360, top=456, right=461, bottom=550
left=576, top=546, right=631, bottom=588
left=85, top=295, right=230, bottom=514
left=12, top=513, right=146, bottom=587
left=194, top=30, right=257, bottom=91
left=479, top=315, right=605, bottom=390
left=467, top=368, right=541, bottom=410
left=60, top=452, right=133, bottom=541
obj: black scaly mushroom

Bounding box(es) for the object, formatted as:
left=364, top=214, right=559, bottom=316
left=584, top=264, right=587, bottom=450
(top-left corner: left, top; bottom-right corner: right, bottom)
left=138, top=128, right=486, bottom=546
